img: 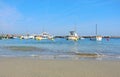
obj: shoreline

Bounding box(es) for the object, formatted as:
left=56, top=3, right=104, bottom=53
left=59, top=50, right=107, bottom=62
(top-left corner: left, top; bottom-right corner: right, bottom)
left=0, top=53, right=120, bottom=61
left=0, top=57, right=120, bottom=77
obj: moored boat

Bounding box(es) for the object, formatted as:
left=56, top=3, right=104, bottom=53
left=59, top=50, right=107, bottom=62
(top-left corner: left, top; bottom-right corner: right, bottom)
left=35, top=32, right=54, bottom=40
left=90, top=24, right=102, bottom=41
left=66, top=31, right=79, bottom=41
left=96, top=35, right=102, bottom=41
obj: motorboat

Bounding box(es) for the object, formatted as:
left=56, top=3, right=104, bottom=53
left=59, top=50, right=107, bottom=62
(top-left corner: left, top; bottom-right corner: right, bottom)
left=35, top=32, right=54, bottom=40
left=66, top=31, right=79, bottom=41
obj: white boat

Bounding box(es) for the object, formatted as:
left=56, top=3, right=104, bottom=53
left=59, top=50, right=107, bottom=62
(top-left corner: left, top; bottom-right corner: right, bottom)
left=20, top=35, right=35, bottom=39
left=79, top=37, right=85, bottom=40
left=35, top=32, right=54, bottom=40
left=90, top=24, right=102, bottom=41
left=67, top=31, right=79, bottom=41
left=34, top=36, right=42, bottom=40
left=95, top=24, right=102, bottom=41
left=96, top=36, right=102, bottom=41
left=28, top=35, right=35, bottom=39
left=20, top=36, right=29, bottom=39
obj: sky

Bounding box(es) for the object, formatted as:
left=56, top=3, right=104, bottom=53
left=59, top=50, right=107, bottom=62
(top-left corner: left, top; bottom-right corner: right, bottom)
left=0, top=0, right=120, bottom=36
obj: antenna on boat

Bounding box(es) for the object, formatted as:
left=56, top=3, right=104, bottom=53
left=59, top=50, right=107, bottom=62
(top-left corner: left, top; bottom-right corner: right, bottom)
left=74, top=24, right=77, bottom=32
left=42, top=26, right=45, bottom=33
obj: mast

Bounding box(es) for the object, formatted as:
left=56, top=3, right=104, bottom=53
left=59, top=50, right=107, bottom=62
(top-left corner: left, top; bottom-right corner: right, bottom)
left=96, top=24, right=97, bottom=36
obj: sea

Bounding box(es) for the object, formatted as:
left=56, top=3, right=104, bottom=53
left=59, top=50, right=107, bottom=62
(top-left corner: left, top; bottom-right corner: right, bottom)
left=0, top=38, right=120, bottom=60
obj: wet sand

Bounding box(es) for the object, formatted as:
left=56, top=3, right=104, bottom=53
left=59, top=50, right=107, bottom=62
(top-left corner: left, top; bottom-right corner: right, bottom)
left=0, top=58, right=120, bottom=77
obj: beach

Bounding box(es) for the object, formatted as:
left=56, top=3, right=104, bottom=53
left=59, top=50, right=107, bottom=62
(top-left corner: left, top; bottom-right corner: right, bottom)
left=0, top=58, right=120, bottom=77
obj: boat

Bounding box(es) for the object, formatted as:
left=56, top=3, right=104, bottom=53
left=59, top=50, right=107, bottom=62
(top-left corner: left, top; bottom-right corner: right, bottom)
left=0, top=36, right=2, bottom=40
left=20, top=36, right=29, bottom=39
left=41, top=32, right=54, bottom=40
left=35, top=32, right=54, bottom=40
left=34, top=36, right=42, bottom=40
left=95, top=24, right=102, bottom=41
left=66, top=31, right=79, bottom=41
left=19, top=34, right=35, bottom=39
left=90, top=24, right=102, bottom=41
left=79, top=37, right=85, bottom=40
left=96, top=35, right=102, bottom=41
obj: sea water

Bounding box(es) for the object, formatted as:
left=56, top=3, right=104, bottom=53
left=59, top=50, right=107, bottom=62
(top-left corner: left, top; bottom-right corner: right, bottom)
left=0, top=38, right=120, bottom=60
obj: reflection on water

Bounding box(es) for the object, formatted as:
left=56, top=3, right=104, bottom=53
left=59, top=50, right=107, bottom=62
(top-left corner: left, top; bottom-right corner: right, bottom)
left=70, top=42, right=79, bottom=53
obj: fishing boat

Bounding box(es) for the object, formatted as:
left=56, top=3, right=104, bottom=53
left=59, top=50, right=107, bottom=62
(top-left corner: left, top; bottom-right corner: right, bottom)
left=66, top=31, right=79, bottom=41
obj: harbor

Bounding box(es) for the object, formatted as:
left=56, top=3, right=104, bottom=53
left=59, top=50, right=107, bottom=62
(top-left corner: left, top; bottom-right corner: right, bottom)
left=0, top=34, right=120, bottom=60
left=0, top=33, right=119, bottom=40
left=0, top=0, right=120, bottom=77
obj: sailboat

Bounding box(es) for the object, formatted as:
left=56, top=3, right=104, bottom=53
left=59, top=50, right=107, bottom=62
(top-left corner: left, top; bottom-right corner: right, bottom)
left=95, top=24, right=102, bottom=41
left=96, top=35, right=102, bottom=41
left=90, top=24, right=102, bottom=41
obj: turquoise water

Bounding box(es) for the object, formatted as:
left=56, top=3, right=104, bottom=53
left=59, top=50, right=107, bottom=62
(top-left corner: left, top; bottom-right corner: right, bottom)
left=0, top=38, right=120, bottom=60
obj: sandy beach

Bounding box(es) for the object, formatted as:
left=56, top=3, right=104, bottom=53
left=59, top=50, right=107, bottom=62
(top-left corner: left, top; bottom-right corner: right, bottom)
left=0, top=58, right=119, bottom=77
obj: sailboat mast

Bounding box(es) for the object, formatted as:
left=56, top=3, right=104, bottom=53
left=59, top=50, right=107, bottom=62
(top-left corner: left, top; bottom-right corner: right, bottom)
left=96, top=24, right=97, bottom=36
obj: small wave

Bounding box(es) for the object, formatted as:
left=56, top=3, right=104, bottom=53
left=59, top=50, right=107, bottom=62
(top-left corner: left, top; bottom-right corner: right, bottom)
left=3, top=46, right=47, bottom=52
left=0, top=55, right=16, bottom=57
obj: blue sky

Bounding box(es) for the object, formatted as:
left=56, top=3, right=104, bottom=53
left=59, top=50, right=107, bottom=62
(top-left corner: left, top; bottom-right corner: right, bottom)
left=0, top=0, right=120, bottom=36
